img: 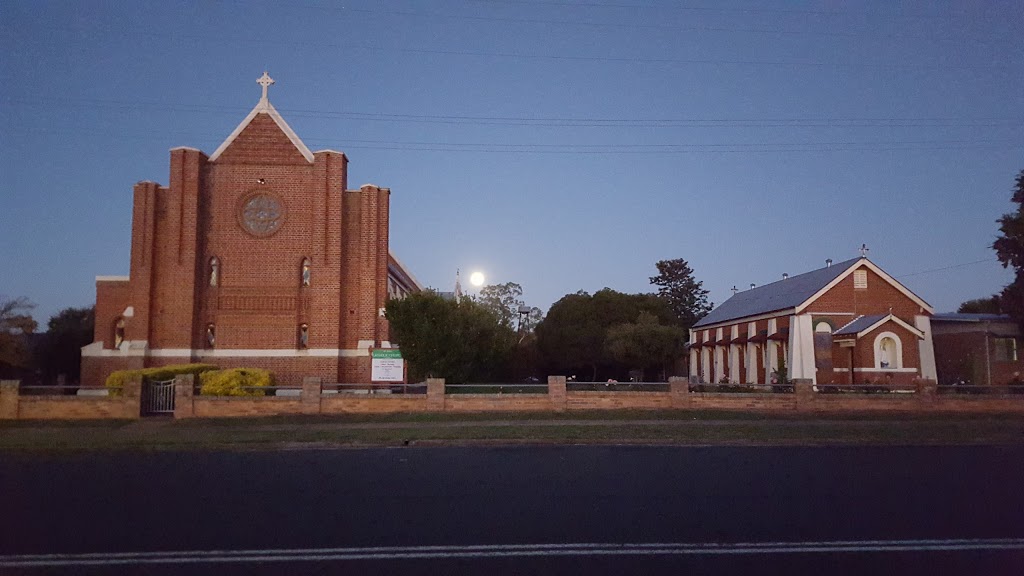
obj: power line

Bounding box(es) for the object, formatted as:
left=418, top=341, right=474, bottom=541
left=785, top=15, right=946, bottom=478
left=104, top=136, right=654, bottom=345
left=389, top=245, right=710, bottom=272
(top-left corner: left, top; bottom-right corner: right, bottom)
left=897, top=259, right=996, bottom=279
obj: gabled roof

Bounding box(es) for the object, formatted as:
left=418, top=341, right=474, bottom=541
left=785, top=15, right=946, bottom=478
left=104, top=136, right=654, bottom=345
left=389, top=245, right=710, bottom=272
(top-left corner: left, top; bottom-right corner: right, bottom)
left=208, top=96, right=314, bottom=163
left=693, top=256, right=934, bottom=329
left=834, top=313, right=924, bottom=339
left=693, top=257, right=860, bottom=328
left=834, top=314, right=887, bottom=336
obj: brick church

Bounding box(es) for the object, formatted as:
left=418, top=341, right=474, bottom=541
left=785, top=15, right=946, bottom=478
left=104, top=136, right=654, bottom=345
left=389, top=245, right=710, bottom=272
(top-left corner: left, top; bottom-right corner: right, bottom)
left=689, top=253, right=937, bottom=386
left=81, top=73, right=421, bottom=386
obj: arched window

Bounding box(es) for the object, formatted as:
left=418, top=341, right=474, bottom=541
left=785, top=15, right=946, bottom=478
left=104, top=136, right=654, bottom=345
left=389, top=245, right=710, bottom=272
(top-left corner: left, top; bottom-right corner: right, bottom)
left=874, top=331, right=902, bottom=369
left=209, top=257, right=220, bottom=287
left=298, top=323, right=309, bottom=348
left=206, top=324, right=216, bottom=348
left=113, top=318, right=125, bottom=349
left=301, top=258, right=311, bottom=287
left=814, top=321, right=833, bottom=371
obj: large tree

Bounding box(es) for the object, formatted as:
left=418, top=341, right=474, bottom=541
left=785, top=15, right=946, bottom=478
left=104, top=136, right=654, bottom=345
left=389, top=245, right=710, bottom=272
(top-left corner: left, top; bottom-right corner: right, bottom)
left=993, top=170, right=1024, bottom=325
left=649, top=258, right=712, bottom=329
left=535, top=288, right=674, bottom=381
left=34, top=306, right=95, bottom=384
left=0, top=297, right=37, bottom=378
left=386, top=292, right=515, bottom=383
left=476, top=282, right=544, bottom=334
left=957, top=296, right=1002, bottom=314
left=604, top=312, right=686, bottom=381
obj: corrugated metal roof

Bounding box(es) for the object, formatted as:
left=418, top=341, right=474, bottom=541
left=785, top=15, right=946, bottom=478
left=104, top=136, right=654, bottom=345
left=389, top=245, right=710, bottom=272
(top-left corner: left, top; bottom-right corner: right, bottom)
left=932, top=313, right=1011, bottom=323
left=833, top=314, right=886, bottom=336
left=692, top=257, right=862, bottom=328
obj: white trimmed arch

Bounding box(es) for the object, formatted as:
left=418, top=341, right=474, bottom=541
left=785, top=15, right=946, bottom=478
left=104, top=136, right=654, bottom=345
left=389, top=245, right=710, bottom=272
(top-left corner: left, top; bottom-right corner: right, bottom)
left=873, top=331, right=903, bottom=369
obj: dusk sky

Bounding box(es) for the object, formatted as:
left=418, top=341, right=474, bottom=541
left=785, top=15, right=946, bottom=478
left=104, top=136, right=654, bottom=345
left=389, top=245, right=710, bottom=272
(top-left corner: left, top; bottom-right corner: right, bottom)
left=2, top=0, right=1022, bottom=326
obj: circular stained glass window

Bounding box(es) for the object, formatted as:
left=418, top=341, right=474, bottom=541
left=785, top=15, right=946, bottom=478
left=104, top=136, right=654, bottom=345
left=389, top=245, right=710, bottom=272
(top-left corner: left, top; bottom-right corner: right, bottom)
left=238, top=192, right=285, bottom=237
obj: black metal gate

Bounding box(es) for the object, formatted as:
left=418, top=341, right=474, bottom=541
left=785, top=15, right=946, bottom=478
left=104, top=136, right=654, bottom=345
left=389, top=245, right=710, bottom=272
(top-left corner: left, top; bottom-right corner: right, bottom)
left=142, top=378, right=176, bottom=415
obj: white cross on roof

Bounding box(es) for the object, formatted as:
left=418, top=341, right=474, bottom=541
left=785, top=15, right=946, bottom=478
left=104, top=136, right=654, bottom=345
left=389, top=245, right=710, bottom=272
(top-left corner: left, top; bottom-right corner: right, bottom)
left=257, top=71, right=274, bottom=101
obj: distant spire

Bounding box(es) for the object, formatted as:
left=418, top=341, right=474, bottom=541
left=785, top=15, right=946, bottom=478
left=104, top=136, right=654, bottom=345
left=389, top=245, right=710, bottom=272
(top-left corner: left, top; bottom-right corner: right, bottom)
left=454, top=269, right=463, bottom=303
left=257, top=71, right=275, bottom=103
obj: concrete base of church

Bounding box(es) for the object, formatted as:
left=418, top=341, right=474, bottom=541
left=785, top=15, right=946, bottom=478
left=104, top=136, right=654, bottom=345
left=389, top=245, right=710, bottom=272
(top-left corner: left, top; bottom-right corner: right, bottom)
left=82, top=354, right=375, bottom=387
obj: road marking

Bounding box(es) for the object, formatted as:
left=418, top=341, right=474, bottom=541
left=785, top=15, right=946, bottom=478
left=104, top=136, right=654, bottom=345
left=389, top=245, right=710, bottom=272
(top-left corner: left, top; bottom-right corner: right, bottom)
left=2, top=538, right=1023, bottom=567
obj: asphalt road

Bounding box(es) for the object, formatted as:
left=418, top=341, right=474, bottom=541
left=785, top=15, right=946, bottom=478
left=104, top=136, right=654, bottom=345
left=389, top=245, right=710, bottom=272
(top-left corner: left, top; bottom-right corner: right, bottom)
left=1, top=445, right=1022, bottom=574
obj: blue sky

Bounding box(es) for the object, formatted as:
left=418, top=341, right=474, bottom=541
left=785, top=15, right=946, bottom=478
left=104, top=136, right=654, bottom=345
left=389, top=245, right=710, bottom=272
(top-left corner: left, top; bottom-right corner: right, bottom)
left=2, top=0, right=1022, bottom=326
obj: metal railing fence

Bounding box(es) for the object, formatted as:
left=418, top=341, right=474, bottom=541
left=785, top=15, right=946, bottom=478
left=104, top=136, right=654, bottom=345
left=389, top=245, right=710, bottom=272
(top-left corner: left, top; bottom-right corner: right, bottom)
left=445, top=383, right=549, bottom=395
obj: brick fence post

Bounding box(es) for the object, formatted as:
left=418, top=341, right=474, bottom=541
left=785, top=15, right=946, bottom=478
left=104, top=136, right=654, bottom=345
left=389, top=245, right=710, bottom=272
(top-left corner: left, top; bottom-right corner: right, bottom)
left=548, top=376, right=567, bottom=412
left=0, top=380, right=19, bottom=420
left=174, top=374, right=195, bottom=419
left=122, top=377, right=142, bottom=419
left=793, top=378, right=814, bottom=412
left=426, top=378, right=445, bottom=412
left=301, top=377, right=322, bottom=414
left=917, top=378, right=937, bottom=409
left=669, top=376, right=691, bottom=409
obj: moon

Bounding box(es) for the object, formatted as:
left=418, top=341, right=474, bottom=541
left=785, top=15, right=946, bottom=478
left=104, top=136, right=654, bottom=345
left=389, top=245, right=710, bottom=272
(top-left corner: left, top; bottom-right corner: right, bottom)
left=469, top=271, right=485, bottom=287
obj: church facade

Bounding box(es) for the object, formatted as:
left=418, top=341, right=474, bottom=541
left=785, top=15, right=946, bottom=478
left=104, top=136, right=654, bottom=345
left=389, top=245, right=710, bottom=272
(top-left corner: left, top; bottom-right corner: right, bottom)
left=689, top=255, right=937, bottom=386
left=81, top=73, right=421, bottom=386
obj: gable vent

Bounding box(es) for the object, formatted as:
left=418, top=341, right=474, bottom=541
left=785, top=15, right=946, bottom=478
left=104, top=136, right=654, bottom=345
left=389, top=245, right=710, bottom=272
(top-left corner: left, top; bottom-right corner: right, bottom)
left=854, top=270, right=868, bottom=289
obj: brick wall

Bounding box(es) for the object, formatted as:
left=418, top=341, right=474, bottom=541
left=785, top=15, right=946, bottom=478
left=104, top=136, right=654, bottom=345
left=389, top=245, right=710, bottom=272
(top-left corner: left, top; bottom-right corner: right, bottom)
left=0, top=380, right=141, bottom=420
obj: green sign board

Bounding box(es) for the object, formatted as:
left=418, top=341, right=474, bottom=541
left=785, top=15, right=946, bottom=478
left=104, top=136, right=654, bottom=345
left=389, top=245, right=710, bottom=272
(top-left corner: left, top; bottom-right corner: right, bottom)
left=372, top=349, right=403, bottom=359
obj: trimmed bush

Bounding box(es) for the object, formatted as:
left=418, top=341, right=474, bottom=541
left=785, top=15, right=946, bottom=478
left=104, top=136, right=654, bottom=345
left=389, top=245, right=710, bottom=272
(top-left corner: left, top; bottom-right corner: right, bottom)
left=105, top=363, right=218, bottom=394
left=199, top=368, right=275, bottom=396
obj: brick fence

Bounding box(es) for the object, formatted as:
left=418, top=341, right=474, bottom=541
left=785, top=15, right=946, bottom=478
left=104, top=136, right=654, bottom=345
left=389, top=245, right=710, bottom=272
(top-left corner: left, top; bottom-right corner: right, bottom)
left=2, top=376, right=1024, bottom=421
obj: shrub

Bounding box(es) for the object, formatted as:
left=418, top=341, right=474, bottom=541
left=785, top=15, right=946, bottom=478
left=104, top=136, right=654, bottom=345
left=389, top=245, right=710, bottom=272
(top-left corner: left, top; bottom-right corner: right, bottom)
left=199, top=368, right=275, bottom=396
left=105, top=363, right=218, bottom=394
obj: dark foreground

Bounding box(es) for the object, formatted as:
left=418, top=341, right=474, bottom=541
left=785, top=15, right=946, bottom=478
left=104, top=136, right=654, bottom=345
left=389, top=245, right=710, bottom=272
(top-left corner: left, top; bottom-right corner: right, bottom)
left=1, top=445, right=1022, bottom=574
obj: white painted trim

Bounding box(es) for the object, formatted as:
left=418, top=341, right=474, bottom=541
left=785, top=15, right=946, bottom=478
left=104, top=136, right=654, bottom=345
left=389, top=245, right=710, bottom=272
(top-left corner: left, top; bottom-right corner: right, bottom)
left=789, top=313, right=817, bottom=383
left=147, top=349, right=193, bottom=357
left=96, top=275, right=129, bottom=282
left=795, top=258, right=934, bottom=315
left=169, top=146, right=203, bottom=153
left=856, top=314, right=925, bottom=339
left=915, top=315, right=937, bottom=380
left=313, top=149, right=345, bottom=155
left=693, top=308, right=796, bottom=331
left=82, top=347, right=371, bottom=358
left=833, top=367, right=919, bottom=373
left=874, top=331, right=903, bottom=369
left=208, top=100, right=314, bottom=163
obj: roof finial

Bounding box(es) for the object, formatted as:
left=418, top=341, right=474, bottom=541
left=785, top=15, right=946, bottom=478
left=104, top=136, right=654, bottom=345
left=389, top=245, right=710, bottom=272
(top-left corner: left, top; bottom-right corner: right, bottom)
left=731, top=285, right=738, bottom=296
left=859, top=243, right=870, bottom=258
left=257, top=71, right=275, bottom=102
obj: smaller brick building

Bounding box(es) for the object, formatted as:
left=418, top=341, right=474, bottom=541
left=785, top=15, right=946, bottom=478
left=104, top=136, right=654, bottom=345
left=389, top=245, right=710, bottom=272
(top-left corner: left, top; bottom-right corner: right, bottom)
left=689, top=256, right=936, bottom=385
left=81, top=73, right=421, bottom=386
left=932, top=313, right=1024, bottom=387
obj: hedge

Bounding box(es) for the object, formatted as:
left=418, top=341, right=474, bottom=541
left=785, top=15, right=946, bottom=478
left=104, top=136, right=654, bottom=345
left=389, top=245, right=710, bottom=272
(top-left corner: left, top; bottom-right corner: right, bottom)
left=199, top=368, right=275, bottom=396
left=105, top=363, right=218, bottom=394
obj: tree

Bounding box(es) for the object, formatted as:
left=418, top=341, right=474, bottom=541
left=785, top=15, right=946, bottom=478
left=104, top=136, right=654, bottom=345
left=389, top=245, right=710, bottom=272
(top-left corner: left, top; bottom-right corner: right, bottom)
left=535, top=289, right=674, bottom=381
left=475, top=281, right=546, bottom=339
left=604, top=312, right=686, bottom=381
left=993, top=170, right=1024, bottom=326
left=386, top=292, right=515, bottom=383
left=34, top=306, right=94, bottom=384
left=477, top=282, right=524, bottom=329
left=957, top=296, right=1002, bottom=314
left=0, top=297, right=37, bottom=378
left=649, top=258, right=712, bottom=329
